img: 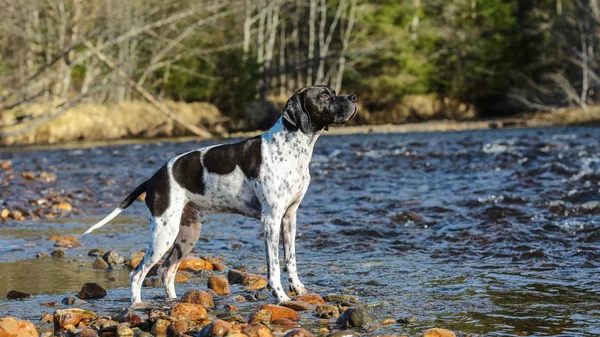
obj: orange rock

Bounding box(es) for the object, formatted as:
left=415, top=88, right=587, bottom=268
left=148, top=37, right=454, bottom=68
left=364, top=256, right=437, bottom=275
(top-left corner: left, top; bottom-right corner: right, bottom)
left=0, top=209, right=9, bottom=220
left=207, top=276, right=230, bottom=295
left=242, top=323, right=273, bottom=337
left=175, top=273, right=189, bottom=283
left=423, top=328, right=456, bottom=337
left=260, top=305, right=301, bottom=322
left=49, top=236, right=78, bottom=243
left=21, top=172, right=36, bottom=180
left=0, top=317, right=39, bottom=337
left=212, top=263, right=227, bottom=271
left=249, top=309, right=272, bottom=324
left=198, top=319, right=231, bottom=337
left=170, top=303, right=208, bottom=323
left=228, top=269, right=266, bottom=285
left=128, top=252, right=145, bottom=269
left=244, top=279, right=267, bottom=291
left=53, top=309, right=97, bottom=331
left=180, top=290, right=214, bottom=308
left=281, top=301, right=315, bottom=311
left=178, top=257, right=213, bottom=271
left=295, top=293, right=325, bottom=305
left=168, top=319, right=189, bottom=336
left=53, top=202, right=73, bottom=212
left=381, top=318, right=396, bottom=325
left=0, top=161, right=12, bottom=170
left=282, top=329, right=315, bottom=337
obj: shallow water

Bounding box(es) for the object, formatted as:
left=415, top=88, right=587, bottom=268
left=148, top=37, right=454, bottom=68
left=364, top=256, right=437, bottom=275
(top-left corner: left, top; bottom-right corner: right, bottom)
left=1, top=127, right=599, bottom=336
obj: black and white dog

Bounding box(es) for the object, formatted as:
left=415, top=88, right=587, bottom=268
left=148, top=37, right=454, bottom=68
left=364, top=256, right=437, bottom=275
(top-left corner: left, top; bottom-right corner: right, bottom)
left=82, top=85, right=358, bottom=304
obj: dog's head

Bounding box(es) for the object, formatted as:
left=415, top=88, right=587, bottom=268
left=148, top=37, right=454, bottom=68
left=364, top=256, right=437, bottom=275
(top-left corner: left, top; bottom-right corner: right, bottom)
left=282, top=85, right=358, bottom=133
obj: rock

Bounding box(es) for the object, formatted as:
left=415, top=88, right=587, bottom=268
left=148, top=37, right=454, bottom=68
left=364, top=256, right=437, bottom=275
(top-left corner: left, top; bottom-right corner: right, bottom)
left=392, top=211, right=423, bottom=223
left=323, top=294, right=359, bottom=304
left=178, top=257, right=213, bottom=271
left=175, top=273, right=188, bottom=283
left=315, top=305, right=339, bottom=319
left=326, top=331, right=360, bottom=337
left=92, top=257, right=109, bottom=270
left=53, top=309, right=97, bottom=331
left=422, top=328, right=456, bottom=337
left=76, top=328, right=99, bottom=337
left=212, top=263, right=227, bottom=271
left=253, top=291, right=268, bottom=301
left=167, top=320, right=188, bottom=337
left=228, top=269, right=266, bottom=285
left=88, top=249, right=104, bottom=257
left=117, top=326, right=134, bottom=337
left=128, top=252, right=145, bottom=269
left=36, top=252, right=49, bottom=258
left=197, top=319, right=231, bottom=337
left=53, top=202, right=73, bottom=212
left=77, top=283, right=107, bottom=299
left=21, top=172, right=36, bottom=180
left=51, top=236, right=81, bottom=248
left=244, top=280, right=267, bottom=291
left=40, top=313, right=53, bottom=324
left=271, top=319, right=300, bottom=333
left=0, top=317, right=39, bottom=337
left=381, top=318, right=396, bottom=325
left=40, top=301, right=59, bottom=307
left=283, top=329, right=315, bottom=337
left=337, top=308, right=375, bottom=329
left=207, top=276, right=230, bottom=295
left=397, top=316, right=416, bottom=324
left=249, top=310, right=272, bottom=325
left=0, top=208, right=9, bottom=220
left=295, top=293, right=325, bottom=305
left=180, top=290, right=214, bottom=308
left=62, top=297, right=76, bottom=305
left=151, top=319, right=170, bottom=336
left=7, top=290, right=31, bottom=299
left=113, top=308, right=143, bottom=326
left=51, top=249, right=66, bottom=258
left=260, top=305, right=300, bottom=322
left=142, top=277, right=163, bottom=287
left=170, top=303, right=208, bottom=323
left=242, top=323, right=273, bottom=337
left=103, top=251, right=125, bottom=265
left=281, top=301, right=315, bottom=311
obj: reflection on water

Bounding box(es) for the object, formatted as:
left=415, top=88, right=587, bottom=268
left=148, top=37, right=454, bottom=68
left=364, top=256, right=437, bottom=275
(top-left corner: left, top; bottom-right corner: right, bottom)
left=0, top=126, right=599, bottom=336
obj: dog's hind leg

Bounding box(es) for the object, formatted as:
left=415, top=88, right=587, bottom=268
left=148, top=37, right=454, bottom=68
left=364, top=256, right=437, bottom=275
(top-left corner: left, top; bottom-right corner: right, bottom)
left=130, top=204, right=183, bottom=304
left=159, top=202, right=203, bottom=299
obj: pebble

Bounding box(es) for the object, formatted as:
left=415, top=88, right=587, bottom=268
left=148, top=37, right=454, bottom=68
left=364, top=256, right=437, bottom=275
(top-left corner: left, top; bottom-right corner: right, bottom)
left=40, top=301, right=60, bottom=307
left=92, top=257, right=109, bottom=270
left=381, top=318, right=396, bottom=325
left=326, top=331, right=360, bottom=337
left=337, top=308, right=375, bottom=329
left=227, top=269, right=266, bottom=285
left=167, top=320, right=188, bottom=336
left=422, top=328, right=456, bottom=337
left=178, top=256, right=213, bottom=271
left=77, top=283, right=107, bottom=299
left=117, top=326, right=134, bottom=337
left=260, top=304, right=301, bottom=322
left=197, top=319, right=231, bottom=337
left=53, top=309, right=97, bottom=331
left=77, top=328, right=99, bottom=337
left=207, top=276, right=230, bottom=295
left=113, top=308, right=143, bottom=326
left=174, top=273, right=188, bottom=283
left=397, top=315, right=416, bottom=324
left=170, top=303, right=208, bottom=323
left=242, top=323, right=273, bottom=337
left=281, top=301, right=315, bottom=311
left=180, top=290, right=214, bottom=308
left=128, top=252, right=144, bottom=269
left=322, top=294, right=359, bottom=304
left=41, top=313, right=53, bottom=324
left=103, top=251, right=125, bottom=266
left=7, top=290, right=32, bottom=299
left=244, top=279, right=268, bottom=291
left=249, top=309, right=272, bottom=324
left=87, top=249, right=104, bottom=257
left=315, top=305, right=339, bottom=319
left=283, top=329, right=315, bottom=337
left=295, top=293, right=325, bottom=305
left=151, top=319, right=170, bottom=336
left=51, top=249, right=67, bottom=258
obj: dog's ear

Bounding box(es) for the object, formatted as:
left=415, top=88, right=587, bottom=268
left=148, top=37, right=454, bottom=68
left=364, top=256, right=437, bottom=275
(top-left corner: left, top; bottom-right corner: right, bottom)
left=283, top=92, right=312, bottom=133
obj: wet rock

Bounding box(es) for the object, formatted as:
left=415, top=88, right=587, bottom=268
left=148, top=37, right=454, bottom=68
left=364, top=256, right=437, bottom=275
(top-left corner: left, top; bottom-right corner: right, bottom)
left=233, top=265, right=248, bottom=272
left=21, top=172, right=36, bottom=180
left=212, top=263, right=227, bottom=271
left=151, top=319, right=170, bottom=336
left=295, top=293, right=325, bottom=305
left=392, top=211, right=423, bottom=223
left=271, top=319, right=300, bottom=333
left=180, top=290, right=214, bottom=308
left=315, top=305, right=339, bottom=319
left=50, top=236, right=81, bottom=248
left=283, top=329, right=315, bottom=337
left=76, top=328, right=99, bottom=337
left=0, top=317, right=39, bottom=337
left=61, top=297, right=87, bottom=306
left=249, top=310, right=272, bottom=324
left=207, top=276, right=230, bottom=295
left=337, top=308, right=375, bottom=329
left=92, top=257, right=109, bottom=270
left=108, top=277, right=118, bottom=283
left=175, top=273, right=188, bottom=283
left=51, top=249, right=67, bottom=258
left=53, top=309, right=97, bottom=331
left=322, top=294, right=359, bottom=304
left=103, top=251, right=125, bottom=266
left=397, top=315, right=416, bottom=324
left=40, top=301, right=60, bottom=307
left=113, top=308, right=143, bottom=326
left=326, top=331, right=360, bottom=337
left=281, top=301, right=315, bottom=311
left=88, top=249, right=104, bottom=257
left=0, top=208, right=9, bottom=220
left=242, top=323, right=273, bottom=337
left=40, top=333, right=52, bottom=337
left=77, top=283, right=107, bottom=299
left=260, top=305, right=300, bottom=322
left=197, top=319, right=231, bottom=337
left=253, top=291, right=268, bottom=301
left=423, top=328, right=456, bottom=337
left=7, top=290, right=31, bottom=299
left=178, top=257, right=213, bottom=271
left=142, top=277, right=163, bottom=287
left=149, top=309, right=169, bottom=320
left=379, top=317, right=396, bottom=326
left=167, top=320, right=188, bottom=337
left=41, top=313, right=53, bottom=324
left=244, top=280, right=267, bottom=291
left=36, top=252, right=49, bottom=258
left=53, top=202, right=73, bottom=212
left=170, top=303, right=208, bottom=323
left=228, top=269, right=266, bottom=285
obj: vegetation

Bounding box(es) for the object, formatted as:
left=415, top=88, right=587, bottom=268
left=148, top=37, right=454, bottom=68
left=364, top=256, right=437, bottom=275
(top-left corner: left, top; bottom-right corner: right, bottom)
left=1, top=0, right=599, bottom=137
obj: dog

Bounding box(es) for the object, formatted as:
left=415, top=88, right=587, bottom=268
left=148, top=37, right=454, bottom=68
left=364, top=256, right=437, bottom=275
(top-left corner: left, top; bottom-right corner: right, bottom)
left=82, top=85, right=358, bottom=304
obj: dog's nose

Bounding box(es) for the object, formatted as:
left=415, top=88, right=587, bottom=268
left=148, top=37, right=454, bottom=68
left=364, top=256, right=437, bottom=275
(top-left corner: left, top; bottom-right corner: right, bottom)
left=347, top=94, right=357, bottom=103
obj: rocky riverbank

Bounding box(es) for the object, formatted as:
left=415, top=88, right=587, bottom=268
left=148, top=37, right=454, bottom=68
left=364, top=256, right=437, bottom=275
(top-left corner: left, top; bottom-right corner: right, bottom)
left=1, top=242, right=459, bottom=337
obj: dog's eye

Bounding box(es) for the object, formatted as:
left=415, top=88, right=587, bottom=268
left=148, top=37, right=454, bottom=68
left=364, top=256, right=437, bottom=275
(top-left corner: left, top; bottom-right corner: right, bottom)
left=320, top=94, right=329, bottom=100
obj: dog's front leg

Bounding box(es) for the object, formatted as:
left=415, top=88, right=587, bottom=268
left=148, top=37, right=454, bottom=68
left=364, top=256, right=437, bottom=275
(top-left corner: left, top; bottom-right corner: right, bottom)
left=282, top=203, right=307, bottom=295
left=262, top=209, right=292, bottom=303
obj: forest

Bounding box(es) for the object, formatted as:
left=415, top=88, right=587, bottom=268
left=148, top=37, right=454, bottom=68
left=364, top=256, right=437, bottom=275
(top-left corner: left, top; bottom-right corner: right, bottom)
left=1, top=0, right=598, bottom=138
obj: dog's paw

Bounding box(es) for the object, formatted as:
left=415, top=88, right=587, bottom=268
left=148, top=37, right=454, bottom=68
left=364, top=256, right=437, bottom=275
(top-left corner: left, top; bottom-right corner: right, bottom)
left=277, top=294, right=292, bottom=303
left=291, top=282, right=308, bottom=295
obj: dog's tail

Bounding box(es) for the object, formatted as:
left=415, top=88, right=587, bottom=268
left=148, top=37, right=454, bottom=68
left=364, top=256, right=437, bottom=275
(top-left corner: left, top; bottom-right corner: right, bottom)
left=81, top=181, right=148, bottom=236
